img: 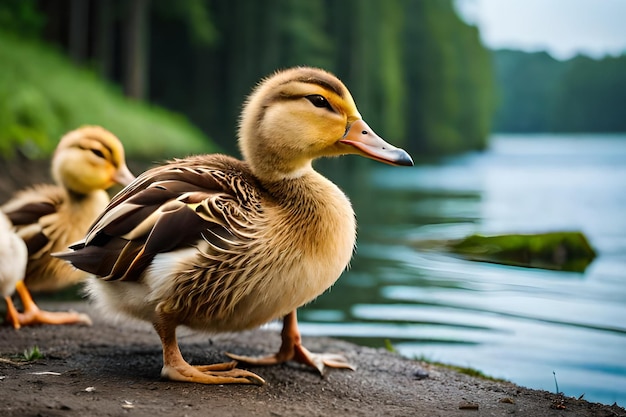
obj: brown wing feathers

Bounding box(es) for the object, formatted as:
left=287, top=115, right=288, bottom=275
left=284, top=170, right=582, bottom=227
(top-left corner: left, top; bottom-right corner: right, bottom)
left=2, top=185, right=64, bottom=257
left=55, top=155, right=260, bottom=283
left=4, top=201, right=56, bottom=226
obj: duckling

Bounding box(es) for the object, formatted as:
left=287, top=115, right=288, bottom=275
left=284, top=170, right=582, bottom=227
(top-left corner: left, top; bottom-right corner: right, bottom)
left=2, top=125, right=135, bottom=329
left=55, top=67, right=413, bottom=385
left=0, top=212, right=28, bottom=329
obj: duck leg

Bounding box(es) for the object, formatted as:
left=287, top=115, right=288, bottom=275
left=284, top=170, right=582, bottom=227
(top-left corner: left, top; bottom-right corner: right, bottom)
left=227, top=310, right=355, bottom=375
left=12, top=280, right=92, bottom=327
left=4, top=295, right=21, bottom=329
left=153, top=311, right=265, bottom=385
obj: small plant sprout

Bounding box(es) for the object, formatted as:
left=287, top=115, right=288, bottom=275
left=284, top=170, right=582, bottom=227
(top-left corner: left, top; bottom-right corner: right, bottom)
left=22, top=346, right=44, bottom=361
left=384, top=339, right=397, bottom=353
left=551, top=371, right=567, bottom=410
left=553, top=371, right=561, bottom=394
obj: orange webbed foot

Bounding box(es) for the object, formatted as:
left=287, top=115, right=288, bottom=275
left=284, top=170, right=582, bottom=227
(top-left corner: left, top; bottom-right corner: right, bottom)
left=226, top=310, right=355, bottom=375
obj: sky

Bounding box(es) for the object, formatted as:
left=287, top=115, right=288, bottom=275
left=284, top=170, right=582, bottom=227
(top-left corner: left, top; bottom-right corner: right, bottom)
left=455, top=0, right=626, bottom=60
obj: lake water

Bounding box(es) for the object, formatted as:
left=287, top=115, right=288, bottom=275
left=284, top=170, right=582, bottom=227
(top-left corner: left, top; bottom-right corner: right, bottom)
left=299, top=134, right=626, bottom=406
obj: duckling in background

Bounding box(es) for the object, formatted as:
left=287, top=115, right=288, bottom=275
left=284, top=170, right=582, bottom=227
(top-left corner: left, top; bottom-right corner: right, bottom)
left=2, top=126, right=135, bottom=329
left=55, top=67, right=413, bottom=385
left=0, top=212, right=28, bottom=329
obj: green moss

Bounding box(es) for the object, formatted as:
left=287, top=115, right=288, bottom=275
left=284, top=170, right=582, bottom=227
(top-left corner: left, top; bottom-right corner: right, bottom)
left=0, top=32, right=217, bottom=160
left=449, top=231, right=596, bottom=272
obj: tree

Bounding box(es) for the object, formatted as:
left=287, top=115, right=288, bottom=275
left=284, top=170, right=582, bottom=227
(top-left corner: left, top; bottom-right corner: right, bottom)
left=124, top=0, right=150, bottom=100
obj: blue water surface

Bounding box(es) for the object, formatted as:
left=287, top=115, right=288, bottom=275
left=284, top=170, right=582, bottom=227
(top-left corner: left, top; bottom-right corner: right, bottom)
left=300, top=134, right=626, bottom=406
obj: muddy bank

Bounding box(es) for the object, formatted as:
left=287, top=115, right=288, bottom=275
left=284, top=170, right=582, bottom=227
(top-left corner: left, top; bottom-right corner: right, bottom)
left=0, top=301, right=623, bottom=417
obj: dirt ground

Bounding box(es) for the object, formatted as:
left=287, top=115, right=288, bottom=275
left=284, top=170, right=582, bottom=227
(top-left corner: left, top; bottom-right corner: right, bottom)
left=0, top=301, right=623, bottom=417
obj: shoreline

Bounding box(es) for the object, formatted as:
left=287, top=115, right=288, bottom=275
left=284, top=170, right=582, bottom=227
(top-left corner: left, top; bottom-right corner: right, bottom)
left=1, top=301, right=623, bottom=417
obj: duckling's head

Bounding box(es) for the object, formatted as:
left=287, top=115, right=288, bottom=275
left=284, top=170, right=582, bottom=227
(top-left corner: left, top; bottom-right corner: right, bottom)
left=238, top=67, right=413, bottom=181
left=51, top=126, right=136, bottom=195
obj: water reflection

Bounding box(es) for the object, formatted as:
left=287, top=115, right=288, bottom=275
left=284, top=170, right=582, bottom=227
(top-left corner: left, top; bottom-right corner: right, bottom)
left=301, top=134, right=626, bottom=406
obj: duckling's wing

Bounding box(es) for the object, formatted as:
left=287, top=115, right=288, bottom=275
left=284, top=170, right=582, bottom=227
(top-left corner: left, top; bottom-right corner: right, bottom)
left=55, top=156, right=261, bottom=282
left=1, top=184, right=64, bottom=257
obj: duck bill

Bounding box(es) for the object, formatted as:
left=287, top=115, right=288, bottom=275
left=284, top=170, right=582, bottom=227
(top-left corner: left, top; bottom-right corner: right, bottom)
left=340, top=119, right=413, bottom=166
left=113, top=164, right=136, bottom=186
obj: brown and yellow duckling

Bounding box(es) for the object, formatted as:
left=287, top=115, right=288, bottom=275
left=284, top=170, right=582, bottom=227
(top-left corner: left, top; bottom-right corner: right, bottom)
left=55, top=67, right=413, bottom=385
left=2, top=125, right=135, bottom=329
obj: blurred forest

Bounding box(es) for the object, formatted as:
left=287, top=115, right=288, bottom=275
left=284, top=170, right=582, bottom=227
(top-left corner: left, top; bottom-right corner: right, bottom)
left=492, top=50, right=626, bottom=133
left=0, top=0, right=494, bottom=159
left=2, top=1, right=623, bottom=162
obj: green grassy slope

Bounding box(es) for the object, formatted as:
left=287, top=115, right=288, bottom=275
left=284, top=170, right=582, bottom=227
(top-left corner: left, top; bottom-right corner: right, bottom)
left=0, top=32, right=217, bottom=160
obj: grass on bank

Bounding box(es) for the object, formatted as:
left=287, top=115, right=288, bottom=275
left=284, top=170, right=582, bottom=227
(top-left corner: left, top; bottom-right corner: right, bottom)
left=415, top=351, right=507, bottom=382
left=0, top=345, right=44, bottom=365
left=384, top=339, right=506, bottom=382
left=0, top=31, right=217, bottom=160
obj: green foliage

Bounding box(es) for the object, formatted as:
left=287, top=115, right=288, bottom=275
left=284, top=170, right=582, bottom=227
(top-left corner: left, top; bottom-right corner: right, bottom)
left=491, top=50, right=566, bottom=132
left=397, top=1, right=495, bottom=154
left=3, top=1, right=496, bottom=158
left=551, top=55, right=626, bottom=132
left=492, top=50, right=626, bottom=132
left=0, top=32, right=216, bottom=160
left=0, top=0, right=44, bottom=40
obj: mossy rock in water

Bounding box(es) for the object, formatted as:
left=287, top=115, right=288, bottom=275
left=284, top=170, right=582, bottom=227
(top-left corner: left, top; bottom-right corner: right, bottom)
left=448, top=231, right=596, bottom=272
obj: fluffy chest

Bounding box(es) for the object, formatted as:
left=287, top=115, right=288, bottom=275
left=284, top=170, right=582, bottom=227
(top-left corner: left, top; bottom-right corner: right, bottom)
left=267, top=184, right=356, bottom=292
left=242, top=179, right=356, bottom=326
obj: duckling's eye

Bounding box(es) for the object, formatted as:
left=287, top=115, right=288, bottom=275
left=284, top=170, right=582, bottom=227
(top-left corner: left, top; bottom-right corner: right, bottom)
left=306, top=94, right=333, bottom=111
left=90, top=149, right=105, bottom=159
